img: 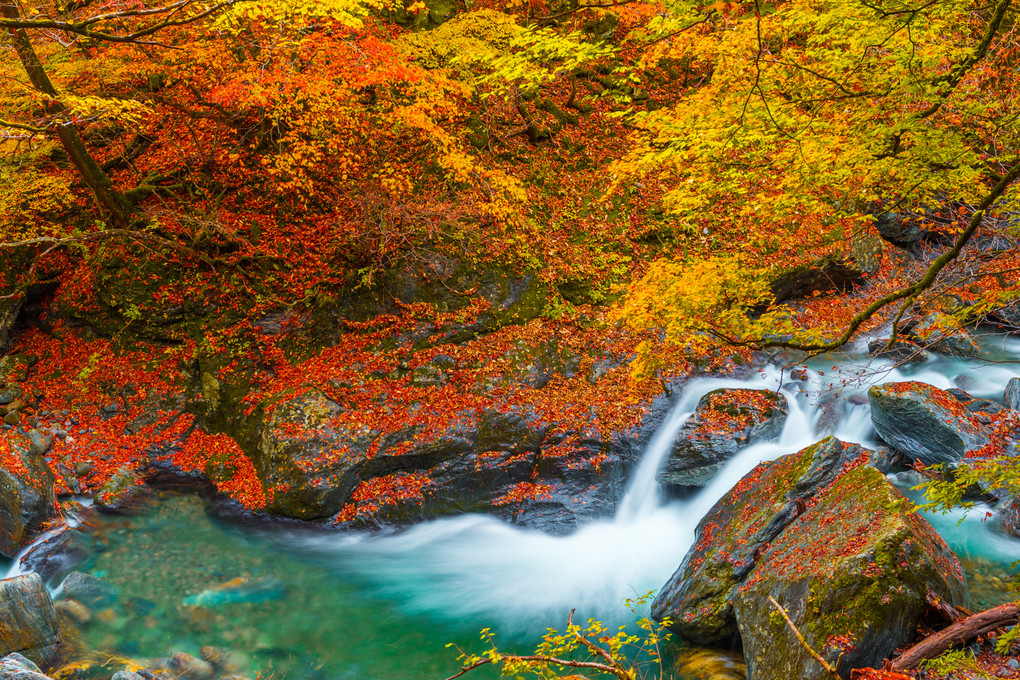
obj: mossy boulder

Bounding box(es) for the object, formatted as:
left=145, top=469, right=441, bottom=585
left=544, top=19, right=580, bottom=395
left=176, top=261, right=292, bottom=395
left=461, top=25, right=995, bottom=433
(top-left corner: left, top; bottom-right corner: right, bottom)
left=0, top=574, right=62, bottom=668
left=652, top=437, right=869, bottom=644
left=733, top=465, right=965, bottom=680
left=769, top=232, right=883, bottom=303
left=252, top=391, right=375, bottom=519
left=652, top=437, right=966, bottom=680
left=94, top=465, right=156, bottom=515
left=868, top=382, right=991, bottom=465
left=0, top=434, right=57, bottom=558
left=658, top=388, right=788, bottom=489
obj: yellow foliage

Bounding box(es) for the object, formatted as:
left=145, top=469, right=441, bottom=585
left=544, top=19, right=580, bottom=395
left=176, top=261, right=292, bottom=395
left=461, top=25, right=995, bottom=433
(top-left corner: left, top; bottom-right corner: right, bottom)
left=0, top=164, right=74, bottom=241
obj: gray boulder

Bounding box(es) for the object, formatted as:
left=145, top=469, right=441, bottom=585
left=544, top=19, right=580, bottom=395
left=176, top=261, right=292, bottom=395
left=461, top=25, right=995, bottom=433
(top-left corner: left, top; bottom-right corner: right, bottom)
left=869, top=381, right=990, bottom=465
left=0, top=575, right=62, bottom=668
left=94, top=465, right=156, bottom=515
left=908, top=315, right=979, bottom=357
left=658, top=389, right=789, bottom=489
left=874, top=212, right=922, bottom=245
left=1006, top=378, right=1020, bottom=411
left=0, top=654, right=53, bottom=680
left=867, top=338, right=929, bottom=363
left=0, top=434, right=57, bottom=557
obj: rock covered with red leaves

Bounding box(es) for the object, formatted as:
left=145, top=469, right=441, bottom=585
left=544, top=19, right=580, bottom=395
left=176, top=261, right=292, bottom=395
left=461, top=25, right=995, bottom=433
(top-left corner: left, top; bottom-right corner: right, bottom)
left=0, top=433, right=57, bottom=558
left=657, top=388, right=788, bottom=490
left=652, top=436, right=966, bottom=680
left=869, top=381, right=1018, bottom=465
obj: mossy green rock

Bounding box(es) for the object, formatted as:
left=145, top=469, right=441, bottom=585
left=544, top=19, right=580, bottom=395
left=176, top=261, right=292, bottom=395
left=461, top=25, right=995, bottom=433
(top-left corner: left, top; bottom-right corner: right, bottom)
left=0, top=434, right=56, bottom=558
left=94, top=465, right=155, bottom=515
left=652, top=437, right=865, bottom=643
left=652, top=436, right=966, bottom=680
left=254, top=392, right=369, bottom=519
left=658, top=388, right=788, bottom=489
left=733, top=466, right=965, bottom=680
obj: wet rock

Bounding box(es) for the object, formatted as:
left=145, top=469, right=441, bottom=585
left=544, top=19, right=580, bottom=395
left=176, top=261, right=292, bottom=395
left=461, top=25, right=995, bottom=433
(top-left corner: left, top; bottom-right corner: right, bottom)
left=869, top=382, right=991, bottom=465
left=0, top=433, right=57, bottom=558
left=867, top=338, right=929, bottom=363
left=908, top=315, right=980, bottom=357
left=1000, top=497, right=1020, bottom=539
left=18, top=528, right=90, bottom=584
left=658, top=389, right=789, bottom=490
left=3, top=411, right=21, bottom=426
left=1006, top=378, right=1020, bottom=411
left=110, top=671, right=145, bottom=680
left=652, top=438, right=965, bottom=680
left=58, top=572, right=119, bottom=610
left=0, top=574, right=62, bottom=667
left=0, top=653, right=53, bottom=680
left=199, top=647, right=243, bottom=675
left=988, top=299, right=1020, bottom=333
left=181, top=576, right=285, bottom=607
left=94, top=466, right=156, bottom=515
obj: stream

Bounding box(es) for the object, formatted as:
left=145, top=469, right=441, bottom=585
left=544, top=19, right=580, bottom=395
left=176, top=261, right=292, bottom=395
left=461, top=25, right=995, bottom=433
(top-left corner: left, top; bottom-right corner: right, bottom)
left=3, top=333, right=1020, bottom=680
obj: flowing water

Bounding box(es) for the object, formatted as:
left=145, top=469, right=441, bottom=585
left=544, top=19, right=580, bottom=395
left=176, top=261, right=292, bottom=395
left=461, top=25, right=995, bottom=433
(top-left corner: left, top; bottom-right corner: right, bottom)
left=3, top=334, right=1020, bottom=679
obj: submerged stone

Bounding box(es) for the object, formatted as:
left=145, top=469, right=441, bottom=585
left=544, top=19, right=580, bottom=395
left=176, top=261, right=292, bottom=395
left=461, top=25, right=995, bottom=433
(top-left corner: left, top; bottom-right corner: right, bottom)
left=181, top=576, right=285, bottom=607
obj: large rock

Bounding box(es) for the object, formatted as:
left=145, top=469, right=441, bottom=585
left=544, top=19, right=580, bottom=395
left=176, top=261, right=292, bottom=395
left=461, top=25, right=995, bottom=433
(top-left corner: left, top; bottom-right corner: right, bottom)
left=652, top=438, right=966, bottom=680
left=907, top=315, right=979, bottom=357
left=868, top=382, right=992, bottom=465
left=873, top=212, right=922, bottom=246
left=770, top=233, right=883, bottom=302
left=0, top=434, right=57, bottom=557
left=1006, top=378, right=1020, bottom=411
left=0, top=575, right=62, bottom=668
left=652, top=437, right=870, bottom=643
left=732, top=466, right=965, bottom=680
left=94, top=466, right=156, bottom=515
left=658, top=389, right=789, bottom=489
left=989, top=299, right=1020, bottom=333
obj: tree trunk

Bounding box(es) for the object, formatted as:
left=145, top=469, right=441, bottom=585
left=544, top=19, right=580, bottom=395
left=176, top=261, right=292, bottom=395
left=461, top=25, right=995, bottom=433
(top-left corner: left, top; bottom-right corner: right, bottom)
left=889, top=602, right=1020, bottom=672
left=1, top=1, right=135, bottom=227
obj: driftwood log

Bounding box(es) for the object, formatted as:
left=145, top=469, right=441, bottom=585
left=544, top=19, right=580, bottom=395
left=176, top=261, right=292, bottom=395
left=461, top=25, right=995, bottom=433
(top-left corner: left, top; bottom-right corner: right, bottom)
left=889, top=601, right=1020, bottom=672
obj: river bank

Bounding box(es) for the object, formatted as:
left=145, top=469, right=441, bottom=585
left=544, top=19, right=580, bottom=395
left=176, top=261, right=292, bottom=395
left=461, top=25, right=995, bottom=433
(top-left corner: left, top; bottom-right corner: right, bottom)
left=3, top=331, right=1020, bottom=679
